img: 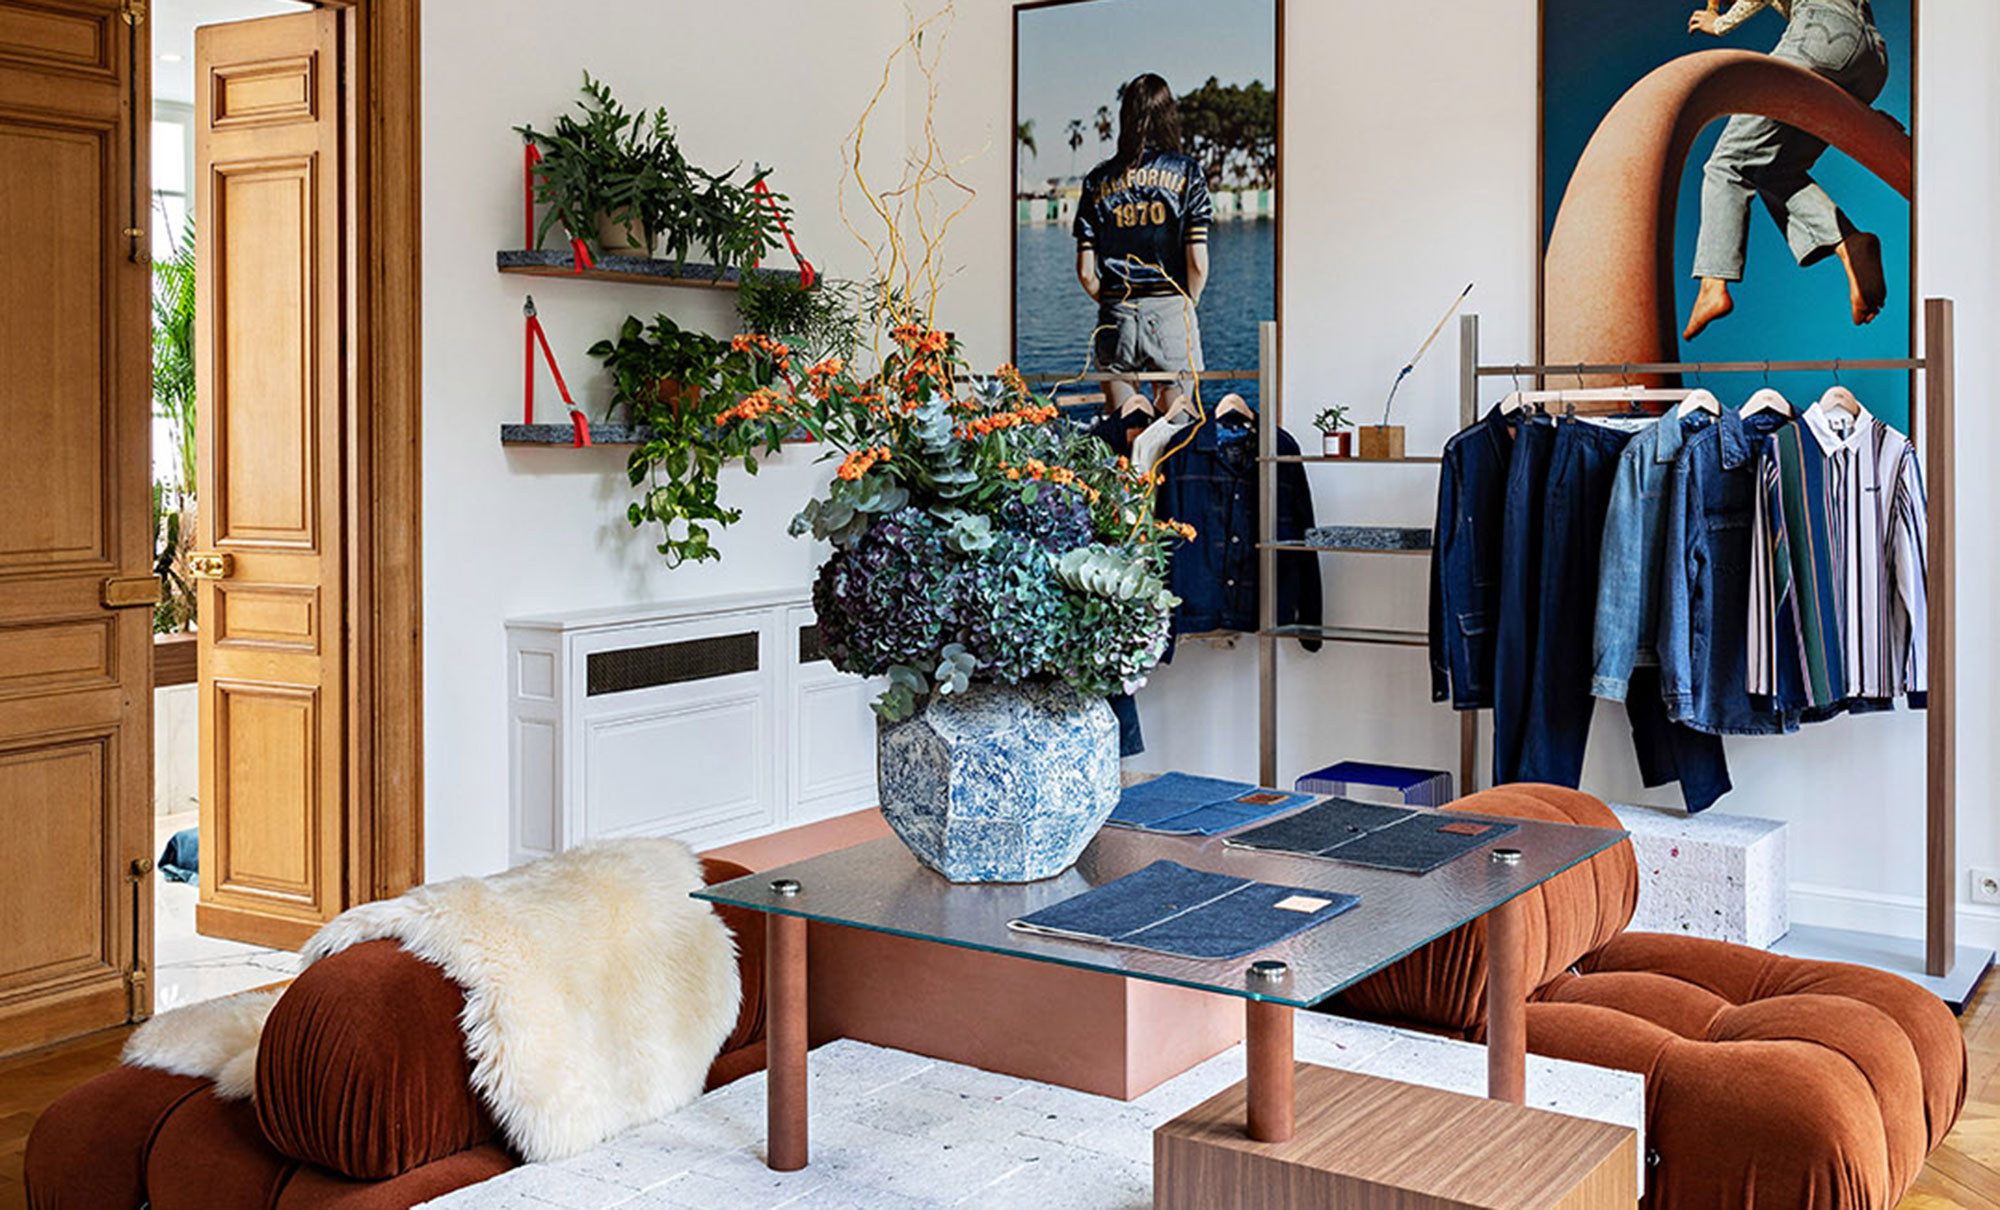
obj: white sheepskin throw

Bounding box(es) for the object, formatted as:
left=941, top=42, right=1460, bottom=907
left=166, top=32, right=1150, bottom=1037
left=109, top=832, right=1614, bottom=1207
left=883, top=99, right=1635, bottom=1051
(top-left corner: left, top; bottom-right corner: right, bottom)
left=122, top=988, right=282, bottom=1100
left=124, top=837, right=741, bottom=1163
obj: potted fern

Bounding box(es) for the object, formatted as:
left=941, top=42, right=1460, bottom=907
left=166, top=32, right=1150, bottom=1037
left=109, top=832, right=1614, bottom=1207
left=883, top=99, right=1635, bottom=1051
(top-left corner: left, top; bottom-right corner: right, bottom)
left=517, top=75, right=792, bottom=269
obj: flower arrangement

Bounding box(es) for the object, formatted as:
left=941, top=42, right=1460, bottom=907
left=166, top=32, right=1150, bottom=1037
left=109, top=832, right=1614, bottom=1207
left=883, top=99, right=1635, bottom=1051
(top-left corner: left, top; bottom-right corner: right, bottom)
left=715, top=326, right=1188, bottom=720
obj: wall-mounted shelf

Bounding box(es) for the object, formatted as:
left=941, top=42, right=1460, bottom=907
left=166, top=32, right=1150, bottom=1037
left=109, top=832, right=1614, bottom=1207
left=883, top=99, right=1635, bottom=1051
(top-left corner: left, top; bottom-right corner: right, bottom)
left=1259, top=624, right=1428, bottom=648
left=501, top=422, right=819, bottom=448
left=496, top=249, right=802, bottom=290
left=1261, top=454, right=1442, bottom=465
left=503, top=423, right=653, bottom=446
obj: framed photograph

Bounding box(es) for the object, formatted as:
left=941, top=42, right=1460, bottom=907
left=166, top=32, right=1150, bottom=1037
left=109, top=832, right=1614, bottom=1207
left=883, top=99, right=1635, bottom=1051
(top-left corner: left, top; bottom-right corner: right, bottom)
left=1541, top=0, right=1916, bottom=428
left=1012, top=0, right=1280, bottom=414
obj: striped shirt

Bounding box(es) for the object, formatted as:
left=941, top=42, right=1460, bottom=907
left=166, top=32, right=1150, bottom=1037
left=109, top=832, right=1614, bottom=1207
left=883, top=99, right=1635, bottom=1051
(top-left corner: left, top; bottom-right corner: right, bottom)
left=1749, top=404, right=1928, bottom=711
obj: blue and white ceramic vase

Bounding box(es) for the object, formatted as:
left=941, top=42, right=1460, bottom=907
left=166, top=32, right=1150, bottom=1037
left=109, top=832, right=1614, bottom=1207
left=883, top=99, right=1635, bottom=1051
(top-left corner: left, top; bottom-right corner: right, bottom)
left=876, top=681, right=1120, bottom=883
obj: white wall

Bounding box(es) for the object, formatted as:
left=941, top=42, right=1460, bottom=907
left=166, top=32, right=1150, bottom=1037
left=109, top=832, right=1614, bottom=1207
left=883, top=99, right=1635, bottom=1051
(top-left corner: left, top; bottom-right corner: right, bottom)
left=925, top=0, right=2000, bottom=944
left=420, top=0, right=2000, bottom=941
left=420, top=0, right=914, bottom=879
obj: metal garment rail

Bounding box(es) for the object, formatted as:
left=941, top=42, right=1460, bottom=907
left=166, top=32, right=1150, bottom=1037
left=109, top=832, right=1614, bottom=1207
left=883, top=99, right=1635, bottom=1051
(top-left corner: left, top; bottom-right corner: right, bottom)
left=1459, top=299, right=1958, bottom=979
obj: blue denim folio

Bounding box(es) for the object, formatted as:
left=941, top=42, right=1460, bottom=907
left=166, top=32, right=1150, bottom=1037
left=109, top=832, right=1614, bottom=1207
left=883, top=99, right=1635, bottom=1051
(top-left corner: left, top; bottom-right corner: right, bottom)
left=1110, top=772, right=1316, bottom=835
left=1008, top=860, right=1359, bottom=960
left=1229, top=801, right=1519, bottom=874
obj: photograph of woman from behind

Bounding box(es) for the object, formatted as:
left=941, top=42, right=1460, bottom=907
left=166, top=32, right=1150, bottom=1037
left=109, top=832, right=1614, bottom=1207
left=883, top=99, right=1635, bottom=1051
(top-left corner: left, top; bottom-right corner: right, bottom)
left=1073, top=73, right=1212, bottom=424
left=1014, top=0, right=1276, bottom=428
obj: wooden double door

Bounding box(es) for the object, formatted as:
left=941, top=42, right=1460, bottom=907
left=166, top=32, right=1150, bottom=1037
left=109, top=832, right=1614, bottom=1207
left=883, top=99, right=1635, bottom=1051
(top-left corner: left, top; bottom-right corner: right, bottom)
left=0, top=1, right=368, bottom=1054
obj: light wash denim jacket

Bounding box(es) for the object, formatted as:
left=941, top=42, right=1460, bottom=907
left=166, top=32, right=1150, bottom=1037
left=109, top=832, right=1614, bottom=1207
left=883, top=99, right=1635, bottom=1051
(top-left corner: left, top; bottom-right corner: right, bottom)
left=1591, top=413, right=1710, bottom=702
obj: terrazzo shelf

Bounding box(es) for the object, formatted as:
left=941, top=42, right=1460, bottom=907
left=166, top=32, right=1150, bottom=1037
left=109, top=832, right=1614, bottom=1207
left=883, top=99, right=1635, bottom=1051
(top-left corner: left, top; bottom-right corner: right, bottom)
left=500, top=423, right=816, bottom=447
left=1302, top=524, right=1433, bottom=552
left=416, top=1015, right=1644, bottom=1209
left=495, top=249, right=802, bottom=289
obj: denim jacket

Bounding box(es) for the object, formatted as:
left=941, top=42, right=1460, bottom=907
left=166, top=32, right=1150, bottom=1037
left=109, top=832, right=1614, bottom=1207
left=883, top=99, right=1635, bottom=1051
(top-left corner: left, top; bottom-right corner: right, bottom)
left=1659, top=409, right=1798, bottom=735
left=1592, top=412, right=1713, bottom=702
left=1155, top=414, right=1322, bottom=647
left=1430, top=406, right=1518, bottom=708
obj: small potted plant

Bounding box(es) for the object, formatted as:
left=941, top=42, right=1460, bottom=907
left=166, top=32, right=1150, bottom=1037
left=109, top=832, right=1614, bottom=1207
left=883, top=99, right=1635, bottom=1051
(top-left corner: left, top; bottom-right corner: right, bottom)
left=1312, top=405, right=1353, bottom=458
left=589, top=314, right=730, bottom=416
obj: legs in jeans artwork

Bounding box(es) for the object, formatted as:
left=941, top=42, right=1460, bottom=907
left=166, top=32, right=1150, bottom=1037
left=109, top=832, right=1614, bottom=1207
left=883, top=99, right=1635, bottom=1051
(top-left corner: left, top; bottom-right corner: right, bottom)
left=1496, top=418, right=1730, bottom=811
left=1686, top=0, right=1892, bottom=339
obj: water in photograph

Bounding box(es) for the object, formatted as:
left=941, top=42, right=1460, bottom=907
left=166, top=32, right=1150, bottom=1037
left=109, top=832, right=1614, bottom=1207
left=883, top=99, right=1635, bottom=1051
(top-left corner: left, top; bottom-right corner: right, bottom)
left=1014, top=220, right=1275, bottom=414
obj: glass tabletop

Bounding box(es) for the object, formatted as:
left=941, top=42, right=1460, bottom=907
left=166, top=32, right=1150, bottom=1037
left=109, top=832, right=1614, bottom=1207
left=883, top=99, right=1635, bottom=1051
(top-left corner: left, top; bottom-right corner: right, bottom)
left=696, top=815, right=1627, bottom=1008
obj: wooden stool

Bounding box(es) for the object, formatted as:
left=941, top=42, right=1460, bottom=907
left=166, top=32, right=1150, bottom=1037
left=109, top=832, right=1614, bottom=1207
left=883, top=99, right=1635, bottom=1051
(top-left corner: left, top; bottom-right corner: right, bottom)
left=1154, top=1064, right=1636, bottom=1210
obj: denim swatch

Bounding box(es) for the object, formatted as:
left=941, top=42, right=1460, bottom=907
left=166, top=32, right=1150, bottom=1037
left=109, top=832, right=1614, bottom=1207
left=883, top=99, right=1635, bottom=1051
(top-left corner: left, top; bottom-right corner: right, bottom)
left=1228, top=801, right=1520, bottom=875
left=1226, top=798, right=1416, bottom=855
left=1009, top=860, right=1360, bottom=961
left=1109, top=772, right=1315, bottom=835
left=1323, top=814, right=1520, bottom=874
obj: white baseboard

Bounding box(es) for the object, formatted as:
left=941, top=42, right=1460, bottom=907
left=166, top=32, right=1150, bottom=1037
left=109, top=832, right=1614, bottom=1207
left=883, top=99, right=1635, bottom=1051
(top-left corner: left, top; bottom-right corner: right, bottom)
left=1787, top=881, right=2000, bottom=951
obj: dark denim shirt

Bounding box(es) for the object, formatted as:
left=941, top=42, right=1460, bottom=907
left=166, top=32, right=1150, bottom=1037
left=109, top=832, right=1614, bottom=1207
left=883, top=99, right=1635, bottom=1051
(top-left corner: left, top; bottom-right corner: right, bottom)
left=1430, top=405, right=1518, bottom=708
left=1659, top=409, right=1798, bottom=736
left=1155, top=414, right=1322, bottom=647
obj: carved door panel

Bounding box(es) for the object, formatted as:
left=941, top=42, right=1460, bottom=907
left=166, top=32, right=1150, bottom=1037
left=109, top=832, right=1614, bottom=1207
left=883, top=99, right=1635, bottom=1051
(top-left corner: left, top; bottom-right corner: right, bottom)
left=193, top=9, right=346, bottom=948
left=0, top=0, right=156, bottom=1055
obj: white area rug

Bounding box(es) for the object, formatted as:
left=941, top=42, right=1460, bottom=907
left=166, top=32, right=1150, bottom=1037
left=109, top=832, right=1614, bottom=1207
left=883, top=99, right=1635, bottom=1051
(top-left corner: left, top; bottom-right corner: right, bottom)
left=419, top=1012, right=1644, bottom=1209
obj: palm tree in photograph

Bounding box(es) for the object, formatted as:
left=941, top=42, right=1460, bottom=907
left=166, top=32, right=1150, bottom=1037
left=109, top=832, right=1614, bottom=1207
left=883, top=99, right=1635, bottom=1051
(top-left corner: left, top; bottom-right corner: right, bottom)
left=1016, top=118, right=1038, bottom=186
left=1066, top=117, right=1085, bottom=178
left=1094, top=104, right=1113, bottom=154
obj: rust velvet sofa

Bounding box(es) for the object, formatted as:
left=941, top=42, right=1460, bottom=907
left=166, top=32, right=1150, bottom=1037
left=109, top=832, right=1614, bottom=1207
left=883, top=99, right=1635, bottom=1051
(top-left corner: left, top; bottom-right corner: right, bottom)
left=24, top=858, right=767, bottom=1210
left=1342, top=784, right=1967, bottom=1210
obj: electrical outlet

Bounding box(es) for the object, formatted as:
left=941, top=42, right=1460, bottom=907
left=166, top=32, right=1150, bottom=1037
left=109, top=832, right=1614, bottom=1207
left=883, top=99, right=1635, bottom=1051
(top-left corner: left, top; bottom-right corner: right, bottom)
left=1973, top=869, right=2000, bottom=905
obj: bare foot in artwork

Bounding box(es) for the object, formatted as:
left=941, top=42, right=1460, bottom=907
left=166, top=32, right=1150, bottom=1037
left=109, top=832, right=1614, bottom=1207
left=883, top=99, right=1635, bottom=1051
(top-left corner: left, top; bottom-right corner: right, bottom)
left=1683, top=277, right=1735, bottom=341
left=1836, top=232, right=1887, bottom=326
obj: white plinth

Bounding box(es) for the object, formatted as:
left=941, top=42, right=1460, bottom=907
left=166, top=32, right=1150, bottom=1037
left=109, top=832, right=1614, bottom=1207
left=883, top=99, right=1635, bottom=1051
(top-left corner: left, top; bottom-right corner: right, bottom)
left=1611, top=804, right=1788, bottom=949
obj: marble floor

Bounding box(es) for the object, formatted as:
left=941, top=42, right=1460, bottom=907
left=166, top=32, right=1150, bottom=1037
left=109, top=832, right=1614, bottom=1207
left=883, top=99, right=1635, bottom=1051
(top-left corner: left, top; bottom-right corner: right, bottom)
left=151, top=811, right=299, bottom=1013
left=418, top=1011, right=1645, bottom=1210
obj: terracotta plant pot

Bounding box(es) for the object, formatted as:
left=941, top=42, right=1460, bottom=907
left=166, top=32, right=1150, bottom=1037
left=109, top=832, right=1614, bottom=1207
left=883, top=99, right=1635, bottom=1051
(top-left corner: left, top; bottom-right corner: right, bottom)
left=1321, top=431, right=1353, bottom=458
left=595, top=209, right=652, bottom=256
left=656, top=379, right=702, bottom=414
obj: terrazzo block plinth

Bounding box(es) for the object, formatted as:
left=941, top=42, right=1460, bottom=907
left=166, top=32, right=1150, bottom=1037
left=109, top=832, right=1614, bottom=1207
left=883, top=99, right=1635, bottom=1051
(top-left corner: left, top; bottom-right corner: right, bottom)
left=1612, top=804, right=1788, bottom=948
left=877, top=682, right=1120, bottom=883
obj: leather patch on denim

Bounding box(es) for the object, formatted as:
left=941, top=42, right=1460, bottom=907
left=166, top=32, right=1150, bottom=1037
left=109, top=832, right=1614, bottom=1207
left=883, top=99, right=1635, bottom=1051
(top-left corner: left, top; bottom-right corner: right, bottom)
left=1438, top=820, right=1493, bottom=836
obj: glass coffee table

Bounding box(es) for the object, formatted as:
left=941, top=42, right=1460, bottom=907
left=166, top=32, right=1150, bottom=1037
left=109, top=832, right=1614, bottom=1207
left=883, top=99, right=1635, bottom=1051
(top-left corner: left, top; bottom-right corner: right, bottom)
left=696, top=814, right=1628, bottom=1171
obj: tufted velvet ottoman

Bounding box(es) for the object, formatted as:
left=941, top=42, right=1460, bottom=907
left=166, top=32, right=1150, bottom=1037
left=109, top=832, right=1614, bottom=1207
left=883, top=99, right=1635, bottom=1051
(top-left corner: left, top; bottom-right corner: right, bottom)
left=25, top=858, right=768, bottom=1210
left=1340, top=784, right=1966, bottom=1210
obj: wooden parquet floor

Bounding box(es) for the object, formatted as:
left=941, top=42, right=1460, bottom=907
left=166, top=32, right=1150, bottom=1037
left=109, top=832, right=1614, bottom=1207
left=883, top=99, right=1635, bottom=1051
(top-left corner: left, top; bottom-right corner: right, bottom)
left=1, top=976, right=1997, bottom=1210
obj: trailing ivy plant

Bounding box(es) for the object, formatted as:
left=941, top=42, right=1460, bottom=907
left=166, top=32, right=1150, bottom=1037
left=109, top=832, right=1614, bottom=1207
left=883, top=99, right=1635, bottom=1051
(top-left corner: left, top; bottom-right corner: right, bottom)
left=517, top=74, right=793, bottom=269
left=589, top=315, right=786, bottom=568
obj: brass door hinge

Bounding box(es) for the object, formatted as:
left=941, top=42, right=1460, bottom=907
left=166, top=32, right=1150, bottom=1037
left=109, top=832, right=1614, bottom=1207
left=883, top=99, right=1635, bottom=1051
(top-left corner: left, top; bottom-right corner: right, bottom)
left=102, top=575, right=162, bottom=607
left=120, top=0, right=146, bottom=26
left=188, top=552, right=235, bottom=580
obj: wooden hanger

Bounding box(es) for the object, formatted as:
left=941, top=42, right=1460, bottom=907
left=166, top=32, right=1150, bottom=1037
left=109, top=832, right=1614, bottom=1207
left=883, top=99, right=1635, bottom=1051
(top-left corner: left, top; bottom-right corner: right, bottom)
left=1498, top=386, right=1688, bottom=415
left=1814, top=384, right=1862, bottom=418
left=1214, top=392, right=1253, bottom=420
left=1676, top=388, right=1722, bottom=418
left=1741, top=387, right=1793, bottom=418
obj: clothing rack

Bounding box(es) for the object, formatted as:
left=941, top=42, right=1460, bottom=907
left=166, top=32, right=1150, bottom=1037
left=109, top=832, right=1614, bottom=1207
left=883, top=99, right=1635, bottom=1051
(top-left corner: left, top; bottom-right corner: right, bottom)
left=1459, top=299, right=1984, bottom=998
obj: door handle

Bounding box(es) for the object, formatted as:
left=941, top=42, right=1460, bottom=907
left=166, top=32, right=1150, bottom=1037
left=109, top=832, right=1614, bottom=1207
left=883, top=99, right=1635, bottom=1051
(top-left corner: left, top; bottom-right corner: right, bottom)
left=189, top=552, right=235, bottom=580
left=101, top=576, right=162, bottom=607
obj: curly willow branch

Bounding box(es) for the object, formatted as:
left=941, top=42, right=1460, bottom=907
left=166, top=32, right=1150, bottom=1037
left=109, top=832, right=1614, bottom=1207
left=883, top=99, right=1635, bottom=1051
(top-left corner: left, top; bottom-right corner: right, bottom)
left=840, top=2, right=980, bottom=361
